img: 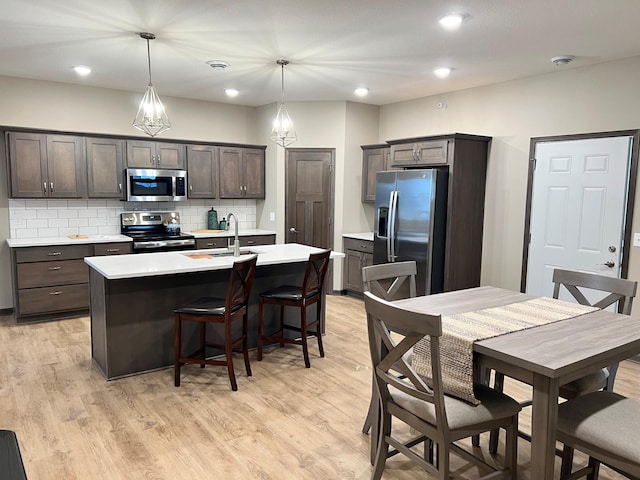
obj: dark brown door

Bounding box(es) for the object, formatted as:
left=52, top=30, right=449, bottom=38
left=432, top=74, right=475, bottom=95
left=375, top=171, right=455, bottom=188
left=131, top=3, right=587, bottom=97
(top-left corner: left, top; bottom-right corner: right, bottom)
left=285, top=149, right=334, bottom=249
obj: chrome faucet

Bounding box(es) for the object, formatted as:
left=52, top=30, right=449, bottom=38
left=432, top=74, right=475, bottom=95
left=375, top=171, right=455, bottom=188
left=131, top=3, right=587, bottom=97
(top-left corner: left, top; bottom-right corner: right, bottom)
left=227, top=213, right=240, bottom=257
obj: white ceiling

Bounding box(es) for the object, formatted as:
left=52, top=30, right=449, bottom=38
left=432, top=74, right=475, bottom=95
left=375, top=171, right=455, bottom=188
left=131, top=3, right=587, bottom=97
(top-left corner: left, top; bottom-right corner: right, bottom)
left=1, top=0, right=640, bottom=107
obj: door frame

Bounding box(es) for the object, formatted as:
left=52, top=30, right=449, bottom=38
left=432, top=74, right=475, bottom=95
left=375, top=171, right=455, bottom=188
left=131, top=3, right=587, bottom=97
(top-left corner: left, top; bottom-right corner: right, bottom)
left=284, top=147, right=336, bottom=250
left=521, top=130, right=640, bottom=291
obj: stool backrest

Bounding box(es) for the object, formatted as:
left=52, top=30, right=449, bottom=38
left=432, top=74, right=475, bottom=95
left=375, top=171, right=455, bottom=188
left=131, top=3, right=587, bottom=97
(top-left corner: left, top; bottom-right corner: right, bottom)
left=226, top=255, right=258, bottom=312
left=301, top=250, right=331, bottom=297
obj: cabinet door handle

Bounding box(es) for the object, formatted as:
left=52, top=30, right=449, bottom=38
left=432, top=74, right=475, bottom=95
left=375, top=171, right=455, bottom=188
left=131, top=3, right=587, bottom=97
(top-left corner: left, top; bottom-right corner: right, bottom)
left=118, top=183, right=122, bottom=193
left=48, top=266, right=62, bottom=270
left=151, top=154, right=156, bottom=165
left=43, top=182, right=47, bottom=193
left=49, top=291, right=63, bottom=296
left=47, top=252, right=62, bottom=256
left=106, top=248, right=120, bottom=253
left=50, top=182, right=54, bottom=192
left=189, top=185, right=193, bottom=191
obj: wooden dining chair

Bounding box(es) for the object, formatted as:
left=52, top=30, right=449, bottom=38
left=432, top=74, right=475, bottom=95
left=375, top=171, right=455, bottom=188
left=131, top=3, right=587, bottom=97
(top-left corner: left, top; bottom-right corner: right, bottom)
left=489, top=268, right=638, bottom=454
left=557, top=391, right=640, bottom=479
left=174, top=255, right=258, bottom=391
left=360, top=261, right=417, bottom=460
left=364, top=292, right=521, bottom=480
left=257, top=249, right=331, bottom=368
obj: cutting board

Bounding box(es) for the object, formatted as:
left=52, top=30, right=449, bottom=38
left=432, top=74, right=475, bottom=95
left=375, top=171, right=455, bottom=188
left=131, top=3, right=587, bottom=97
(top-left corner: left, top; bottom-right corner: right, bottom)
left=68, top=234, right=89, bottom=239
left=191, top=229, right=226, bottom=233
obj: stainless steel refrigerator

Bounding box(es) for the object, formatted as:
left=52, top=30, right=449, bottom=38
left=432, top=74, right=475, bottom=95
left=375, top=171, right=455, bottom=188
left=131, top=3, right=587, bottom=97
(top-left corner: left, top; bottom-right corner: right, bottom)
left=374, top=169, right=448, bottom=295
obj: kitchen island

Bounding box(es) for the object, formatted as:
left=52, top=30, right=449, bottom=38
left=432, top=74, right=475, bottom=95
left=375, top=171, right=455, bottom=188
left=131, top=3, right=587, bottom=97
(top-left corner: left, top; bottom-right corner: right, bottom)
left=84, top=243, right=343, bottom=380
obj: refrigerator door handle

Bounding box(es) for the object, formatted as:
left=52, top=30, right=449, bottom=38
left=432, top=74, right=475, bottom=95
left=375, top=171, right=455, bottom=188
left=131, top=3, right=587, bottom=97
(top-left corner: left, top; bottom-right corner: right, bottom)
left=389, top=190, right=398, bottom=262
left=386, top=191, right=393, bottom=262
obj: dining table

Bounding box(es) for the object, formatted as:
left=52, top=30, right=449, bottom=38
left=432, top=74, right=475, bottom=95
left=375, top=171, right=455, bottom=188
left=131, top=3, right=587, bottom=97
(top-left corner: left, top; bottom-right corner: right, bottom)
left=393, top=285, right=640, bottom=480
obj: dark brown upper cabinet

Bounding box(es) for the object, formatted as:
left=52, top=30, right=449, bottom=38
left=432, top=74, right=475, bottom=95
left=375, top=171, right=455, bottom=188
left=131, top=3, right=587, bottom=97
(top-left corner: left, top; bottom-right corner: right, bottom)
left=86, top=137, right=124, bottom=198
left=219, top=146, right=265, bottom=199
left=186, top=145, right=219, bottom=198
left=126, top=140, right=186, bottom=169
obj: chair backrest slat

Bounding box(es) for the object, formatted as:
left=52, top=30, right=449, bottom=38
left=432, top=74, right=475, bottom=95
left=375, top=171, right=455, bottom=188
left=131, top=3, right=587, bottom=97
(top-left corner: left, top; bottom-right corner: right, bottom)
left=226, top=255, right=258, bottom=311
left=301, top=249, right=331, bottom=296
left=363, top=291, right=450, bottom=434
left=552, top=268, right=637, bottom=315
left=362, top=261, right=417, bottom=301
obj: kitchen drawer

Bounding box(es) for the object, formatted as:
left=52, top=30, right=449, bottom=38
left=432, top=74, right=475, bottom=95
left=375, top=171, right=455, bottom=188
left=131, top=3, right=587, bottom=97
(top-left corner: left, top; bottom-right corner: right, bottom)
left=239, top=235, right=275, bottom=247
left=15, top=244, right=93, bottom=263
left=94, top=242, right=132, bottom=256
left=196, top=238, right=227, bottom=249
left=344, top=237, right=373, bottom=254
left=17, top=283, right=89, bottom=316
left=17, top=259, right=89, bottom=289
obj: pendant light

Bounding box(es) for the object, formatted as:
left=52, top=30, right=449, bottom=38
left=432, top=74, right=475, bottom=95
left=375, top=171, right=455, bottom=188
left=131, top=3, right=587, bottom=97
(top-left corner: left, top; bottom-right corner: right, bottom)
left=133, top=32, right=171, bottom=137
left=270, top=59, right=297, bottom=147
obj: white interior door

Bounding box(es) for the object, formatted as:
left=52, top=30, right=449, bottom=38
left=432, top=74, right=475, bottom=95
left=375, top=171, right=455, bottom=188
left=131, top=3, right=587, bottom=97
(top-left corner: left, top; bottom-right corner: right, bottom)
left=526, top=136, right=632, bottom=300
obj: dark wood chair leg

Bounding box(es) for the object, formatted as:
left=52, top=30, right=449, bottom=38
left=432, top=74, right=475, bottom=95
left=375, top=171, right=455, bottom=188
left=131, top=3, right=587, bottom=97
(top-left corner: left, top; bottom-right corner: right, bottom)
left=200, top=322, right=206, bottom=368
left=242, top=313, right=251, bottom=377
left=316, top=301, right=325, bottom=357
left=301, top=307, right=310, bottom=368
left=174, top=314, right=181, bottom=387
left=225, top=322, right=237, bottom=391
left=586, top=457, right=600, bottom=480
left=279, top=305, right=286, bottom=347
left=560, top=445, right=575, bottom=479
left=258, top=298, right=264, bottom=361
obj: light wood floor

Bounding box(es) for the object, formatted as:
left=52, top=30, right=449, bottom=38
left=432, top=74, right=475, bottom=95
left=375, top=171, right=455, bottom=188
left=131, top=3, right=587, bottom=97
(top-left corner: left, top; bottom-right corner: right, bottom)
left=1, top=295, right=637, bottom=479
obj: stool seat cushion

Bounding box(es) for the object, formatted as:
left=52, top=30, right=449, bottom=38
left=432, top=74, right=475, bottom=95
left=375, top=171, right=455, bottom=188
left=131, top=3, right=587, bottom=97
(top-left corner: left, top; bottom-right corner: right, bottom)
left=260, top=285, right=309, bottom=301
left=557, top=391, right=640, bottom=468
left=0, top=430, right=27, bottom=480
left=174, top=296, right=226, bottom=315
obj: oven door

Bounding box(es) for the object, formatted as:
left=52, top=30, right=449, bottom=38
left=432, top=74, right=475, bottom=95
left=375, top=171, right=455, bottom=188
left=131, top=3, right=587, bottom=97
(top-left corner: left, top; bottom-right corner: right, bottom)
left=126, top=168, right=187, bottom=202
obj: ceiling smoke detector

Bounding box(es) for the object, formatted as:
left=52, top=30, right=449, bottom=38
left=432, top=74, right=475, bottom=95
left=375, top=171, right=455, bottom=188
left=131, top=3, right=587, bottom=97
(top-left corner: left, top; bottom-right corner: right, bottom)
left=206, top=60, right=230, bottom=70
left=551, top=55, right=575, bottom=66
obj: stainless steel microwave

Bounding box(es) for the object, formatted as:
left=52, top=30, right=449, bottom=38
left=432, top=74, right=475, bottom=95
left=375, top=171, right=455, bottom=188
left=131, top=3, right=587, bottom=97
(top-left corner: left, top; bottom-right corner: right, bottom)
left=125, top=168, right=188, bottom=202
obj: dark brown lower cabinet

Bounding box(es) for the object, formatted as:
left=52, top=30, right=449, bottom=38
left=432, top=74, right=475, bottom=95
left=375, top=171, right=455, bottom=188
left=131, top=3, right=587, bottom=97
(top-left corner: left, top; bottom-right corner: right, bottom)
left=10, top=242, right=132, bottom=322
left=343, top=237, right=373, bottom=295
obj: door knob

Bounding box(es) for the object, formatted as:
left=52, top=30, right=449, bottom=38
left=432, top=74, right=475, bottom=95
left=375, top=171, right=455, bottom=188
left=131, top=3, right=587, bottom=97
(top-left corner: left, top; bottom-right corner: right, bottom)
left=289, top=227, right=299, bottom=234
left=608, top=245, right=617, bottom=253
left=601, top=260, right=615, bottom=268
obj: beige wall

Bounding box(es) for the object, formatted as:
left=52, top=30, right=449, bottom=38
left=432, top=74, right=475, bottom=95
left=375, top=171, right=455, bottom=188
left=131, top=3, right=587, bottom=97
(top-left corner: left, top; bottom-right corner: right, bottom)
left=378, top=55, right=640, bottom=291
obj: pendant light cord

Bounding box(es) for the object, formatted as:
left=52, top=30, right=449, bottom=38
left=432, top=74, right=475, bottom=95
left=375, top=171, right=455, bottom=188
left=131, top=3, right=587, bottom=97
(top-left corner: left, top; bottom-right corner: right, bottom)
left=146, top=38, right=153, bottom=86
left=281, top=62, right=285, bottom=103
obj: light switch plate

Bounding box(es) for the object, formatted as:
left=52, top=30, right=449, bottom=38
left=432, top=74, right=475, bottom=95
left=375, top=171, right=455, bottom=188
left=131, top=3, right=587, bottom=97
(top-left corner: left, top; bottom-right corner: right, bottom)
left=269, top=211, right=276, bottom=221
left=634, top=233, right=640, bottom=247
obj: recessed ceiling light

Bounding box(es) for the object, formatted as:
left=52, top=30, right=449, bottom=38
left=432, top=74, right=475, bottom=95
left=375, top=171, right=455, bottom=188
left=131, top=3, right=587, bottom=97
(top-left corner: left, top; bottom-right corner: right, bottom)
left=551, top=55, right=575, bottom=66
left=206, top=60, right=230, bottom=70
left=354, top=87, right=369, bottom=97
left=439, top=13, right=464, bottom=30
left=225, top=88, right=239, bottom=97
left=73, top=65, right=91, bottom=76
left=433, top=67, right=452, bottom=78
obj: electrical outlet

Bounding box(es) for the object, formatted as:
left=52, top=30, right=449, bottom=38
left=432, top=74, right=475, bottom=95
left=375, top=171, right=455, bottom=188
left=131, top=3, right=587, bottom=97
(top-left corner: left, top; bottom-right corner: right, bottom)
left=634, top=233, right=640, bottom=247
left=269, top=211, right=276, bottom=221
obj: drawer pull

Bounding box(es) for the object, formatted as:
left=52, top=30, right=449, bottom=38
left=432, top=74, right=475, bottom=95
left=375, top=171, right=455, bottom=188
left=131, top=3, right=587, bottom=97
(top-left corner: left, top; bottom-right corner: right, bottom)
left=48, top=266, right=62, bottom=270
left=49, top=291, right=63, bottom=296
left=106, top=249, right=120, bottom=253
left=48, top=252, right=62, bottom=256
left=206, top=242, right=217, bottom=247
left=246, top=241, right=255, bottom=245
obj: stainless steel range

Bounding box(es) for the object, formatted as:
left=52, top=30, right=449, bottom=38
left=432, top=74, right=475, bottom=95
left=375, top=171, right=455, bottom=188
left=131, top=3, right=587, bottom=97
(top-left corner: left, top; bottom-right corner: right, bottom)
left=120, top=211, right=196, bottom=253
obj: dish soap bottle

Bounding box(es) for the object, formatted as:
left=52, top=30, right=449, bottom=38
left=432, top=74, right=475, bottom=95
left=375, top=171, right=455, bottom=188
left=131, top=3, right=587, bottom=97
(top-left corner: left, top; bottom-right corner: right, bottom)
left=219, top=217, right=226, bottom=231
left=207, top=207, right=219, bottom=230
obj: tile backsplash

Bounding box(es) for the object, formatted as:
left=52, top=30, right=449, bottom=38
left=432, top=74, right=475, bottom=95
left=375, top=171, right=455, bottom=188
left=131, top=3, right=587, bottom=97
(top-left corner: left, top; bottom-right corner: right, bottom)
left=9, top=198, right=257, bottom=239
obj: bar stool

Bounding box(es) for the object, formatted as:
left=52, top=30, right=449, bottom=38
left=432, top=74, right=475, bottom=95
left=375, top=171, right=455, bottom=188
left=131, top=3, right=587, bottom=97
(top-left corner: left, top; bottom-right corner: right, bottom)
left=174, top=255, right=257, bottom=391
left=257, top=249, right=331, bottom=368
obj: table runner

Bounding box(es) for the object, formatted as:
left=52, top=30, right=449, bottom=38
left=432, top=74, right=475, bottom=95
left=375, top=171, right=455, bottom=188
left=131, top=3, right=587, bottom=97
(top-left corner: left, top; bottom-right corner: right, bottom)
left=412, top=297, right=599, bottom=404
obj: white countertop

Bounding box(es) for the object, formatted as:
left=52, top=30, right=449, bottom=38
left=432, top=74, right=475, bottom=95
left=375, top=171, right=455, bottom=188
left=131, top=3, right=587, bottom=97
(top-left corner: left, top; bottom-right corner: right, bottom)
left=6, top=229, right=276, bottom=248
left=6, top=234, right=132, bottom=248
left=342, top=232, right=374, bottom=241
left=84, top=243, right=344, bottom=280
